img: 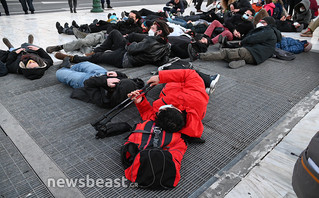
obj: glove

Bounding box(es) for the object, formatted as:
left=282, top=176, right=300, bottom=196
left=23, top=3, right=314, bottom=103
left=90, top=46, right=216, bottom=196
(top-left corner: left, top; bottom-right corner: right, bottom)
left=95, top=122, right=132, bottom=139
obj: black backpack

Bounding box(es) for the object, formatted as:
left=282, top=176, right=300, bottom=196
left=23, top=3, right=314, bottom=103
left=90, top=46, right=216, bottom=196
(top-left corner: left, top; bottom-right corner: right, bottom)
left=273, top=48, right=296, bottom=61
left=292, top=132, right=319, bottom=198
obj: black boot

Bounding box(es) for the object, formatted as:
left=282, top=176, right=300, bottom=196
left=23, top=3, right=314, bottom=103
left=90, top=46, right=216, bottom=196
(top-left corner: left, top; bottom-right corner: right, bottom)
left=74, top=8, right=77, bottom=13
left=101, top=3, right=104, bottom=9
left=107, top=4, right=112, bottom=8
left=70, top=8, right=73, bottom=13
left=56, top=22, right=63, bottom=34
left=72, top=20, right=79, bottom=28
left=59, top=57, right=72, bottom=69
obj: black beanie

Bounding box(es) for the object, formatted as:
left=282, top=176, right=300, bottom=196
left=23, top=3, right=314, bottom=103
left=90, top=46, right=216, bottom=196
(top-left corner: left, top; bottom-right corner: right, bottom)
left=262, top=17, right=276, bottom=26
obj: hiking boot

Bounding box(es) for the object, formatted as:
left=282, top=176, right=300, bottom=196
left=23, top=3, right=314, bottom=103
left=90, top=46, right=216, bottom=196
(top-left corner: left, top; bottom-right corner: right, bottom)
left=2, top=38, right=13, bottom=49
left=28, top=34, right=34, bottom=44
left=64, top=22, right=69, bottom=29
left=206, top=74, right=220, bottom=95
left=56, top=22, right=63, bottom=34
left=188, top=43, right=199, bottom=62
left=72, top=20, right=79, bottom=28
left=304, top=42, right=312, bottom=52
left=229, top=60, right=246, bottom=69
left=46, top=45, right=62, bottom=53
left=73, top=28, right=88, bottom=39
left=59, top=57, right=72, bottom=69
left=55, top=52, right=74, bottom=61
left=300, top=29, right=313, bottom=37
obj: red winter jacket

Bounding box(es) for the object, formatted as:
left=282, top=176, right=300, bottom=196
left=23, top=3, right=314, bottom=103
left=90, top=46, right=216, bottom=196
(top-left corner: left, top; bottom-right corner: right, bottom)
left=136, top=69, right=209, bottom=138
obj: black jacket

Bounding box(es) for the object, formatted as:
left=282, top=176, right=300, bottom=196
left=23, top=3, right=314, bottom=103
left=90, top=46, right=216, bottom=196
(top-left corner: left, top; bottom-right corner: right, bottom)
left=232, top=0, right=252, bottom=14
left=166, top=0, right=185, bottom=13
left=126, top=35, right=171, bottom=67
left=241, top=25, right=282, bottom=65
left=70, top=72, right=129, bottom=108
left=224, top=14, right=254, bottom=39
left=5, top=47, right=53, bottom=80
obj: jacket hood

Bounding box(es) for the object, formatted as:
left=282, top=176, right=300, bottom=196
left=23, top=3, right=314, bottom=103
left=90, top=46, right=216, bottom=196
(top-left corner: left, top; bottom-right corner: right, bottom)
left=19, top=60, right=47, bottom=80
left=294, top=0, right=310, bottom=13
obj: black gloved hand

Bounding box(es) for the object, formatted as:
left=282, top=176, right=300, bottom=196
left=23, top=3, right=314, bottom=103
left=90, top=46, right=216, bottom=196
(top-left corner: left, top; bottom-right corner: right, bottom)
left=95, top=122, right=132, bottom=139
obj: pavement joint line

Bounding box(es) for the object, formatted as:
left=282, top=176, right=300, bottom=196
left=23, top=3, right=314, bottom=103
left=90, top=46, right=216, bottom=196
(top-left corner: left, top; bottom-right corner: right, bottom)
left=0, top=102, right=85, bottom=198
left=194, top=85, right=319, bottom=198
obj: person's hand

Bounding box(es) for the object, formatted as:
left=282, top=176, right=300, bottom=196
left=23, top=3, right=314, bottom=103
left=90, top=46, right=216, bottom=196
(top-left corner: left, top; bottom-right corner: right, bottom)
left=177, top=8, right=181, bottom=11
left=147, top=75, right=160, bottom=87
left=233, top=30, right=241, bottom=38
left=85, top=52, right=95, bottom=56
left=15, top=48, right=25, bottom=54
left=106, top=71, right=117, bottom=77
left=187, top=20, right=192, bottom=24
left=28, top=46, right=39, bottom=51
left=128, top=90, right=142, bottom=103
left=107, top=78, right=120, bottom=88
left=286, top=15, right=291, bottom=20
left=280, top=16, right=286, bottom=21
left=233, top=9, right=240, bottom=13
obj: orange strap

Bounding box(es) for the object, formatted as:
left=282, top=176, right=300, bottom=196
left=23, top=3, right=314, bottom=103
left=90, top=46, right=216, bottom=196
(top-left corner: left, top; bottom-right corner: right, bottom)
left=301, top=156, right=319, bottom=183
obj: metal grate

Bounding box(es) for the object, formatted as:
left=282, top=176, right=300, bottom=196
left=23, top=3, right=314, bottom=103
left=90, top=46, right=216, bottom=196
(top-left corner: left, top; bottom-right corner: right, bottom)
left=0, top=51, right=318, bottom=197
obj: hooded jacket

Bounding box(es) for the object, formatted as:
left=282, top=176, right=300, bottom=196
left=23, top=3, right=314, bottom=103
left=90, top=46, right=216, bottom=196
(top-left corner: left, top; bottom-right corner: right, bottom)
left=224, top=14, right=255, bottom=39
left=126, top=35, right=171, bottom=67
left=293, top=0, right=312, bottom=26
left=5, top=47, right=53, bottom=80
left=241, top=25, right=282, bottom=64
left=70, top=72, right=143, bottom=108
left=135, top=69, right=209, bottom=138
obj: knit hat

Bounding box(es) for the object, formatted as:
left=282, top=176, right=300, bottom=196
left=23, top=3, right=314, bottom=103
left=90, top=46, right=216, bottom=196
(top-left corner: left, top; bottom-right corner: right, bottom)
left=262, top=16, right=276, bottom=26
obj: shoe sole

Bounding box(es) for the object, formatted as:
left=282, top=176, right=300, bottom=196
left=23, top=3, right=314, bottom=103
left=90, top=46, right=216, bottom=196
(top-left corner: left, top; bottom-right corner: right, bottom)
left=229, top=60, right=245, bottom=69
left=207, top=74, right=220, bottom=95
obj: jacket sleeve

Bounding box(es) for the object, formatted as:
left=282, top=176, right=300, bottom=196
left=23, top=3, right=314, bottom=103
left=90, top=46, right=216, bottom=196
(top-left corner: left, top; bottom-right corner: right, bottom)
left=241, top=28, right=275, bottom=45
left=179, top=1, right=185, bottom=13
left=5, top=51, right=19, bottom=65
left=224, top=16, right=236, bottom=32
left=36, top=48, right=53, bottom=67
left=126, top=33, right=147, bottom=43
left=83, top=75, right=109, bottom=89
left=166, top=0, right=173, bottom=6
left=135, top=95, right=156, bottom=120
left=126, top=38, right=150, bottom=55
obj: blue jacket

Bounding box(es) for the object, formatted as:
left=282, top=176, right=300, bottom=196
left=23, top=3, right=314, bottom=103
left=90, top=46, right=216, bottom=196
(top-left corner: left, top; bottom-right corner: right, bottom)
left=276, top=37, right=306, bottom=54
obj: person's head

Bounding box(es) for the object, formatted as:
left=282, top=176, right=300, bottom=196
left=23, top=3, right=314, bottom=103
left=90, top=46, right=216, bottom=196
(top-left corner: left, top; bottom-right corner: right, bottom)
left=129, top=10, right=141, bottom=23
left=256, top=16, right=276, bottom=28
left=242, top=9, right=255, bottom=21
left=141, top=20, right=152, bottom=32
left=174, top=0, right=180, bottom=4
left=26, top=59, right=40, bottom=68
left=299, top=5, right=306, bottom=12
left=155, top=104, right=186, bottom=133
left=149, top=20, right=173, bottom=38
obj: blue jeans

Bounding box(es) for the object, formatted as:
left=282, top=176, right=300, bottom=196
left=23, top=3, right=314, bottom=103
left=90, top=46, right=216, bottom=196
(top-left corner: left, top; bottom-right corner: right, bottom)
left=56, top=61, right=107, bottom=89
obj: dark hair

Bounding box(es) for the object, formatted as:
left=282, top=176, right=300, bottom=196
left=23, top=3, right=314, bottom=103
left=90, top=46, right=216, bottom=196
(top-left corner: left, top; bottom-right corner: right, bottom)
left=248, top=8, right=256, bottom=16
left=110, top=78, right=144, bottom=107
left=130, top=10, right=141, bottom=20
left=154, top=20, right=174, bottom=38
left=155, top=108, right=186, bottom=133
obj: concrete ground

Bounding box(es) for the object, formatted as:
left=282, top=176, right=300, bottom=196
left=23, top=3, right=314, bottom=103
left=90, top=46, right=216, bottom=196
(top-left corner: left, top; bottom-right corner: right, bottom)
left=0, top=3, right=319, bottom=198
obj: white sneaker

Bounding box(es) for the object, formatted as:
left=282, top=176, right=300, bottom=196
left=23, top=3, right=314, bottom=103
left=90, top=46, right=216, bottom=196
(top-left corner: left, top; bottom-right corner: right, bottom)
left=206, top=74, right=220, bottom=95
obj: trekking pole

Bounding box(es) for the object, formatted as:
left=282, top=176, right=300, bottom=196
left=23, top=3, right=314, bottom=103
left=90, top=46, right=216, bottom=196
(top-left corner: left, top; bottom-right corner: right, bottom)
left=91, top=83, right=153, bottom=132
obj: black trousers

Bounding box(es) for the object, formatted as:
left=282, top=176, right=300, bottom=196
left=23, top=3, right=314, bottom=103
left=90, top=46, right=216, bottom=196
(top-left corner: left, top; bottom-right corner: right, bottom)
left=68, top=0, right=77, bottom=9
left=0, top=0, right=9, bottom=15
left=19, top=0, right=34, bottom=12
left=73, top=49, right=126, bottom=68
